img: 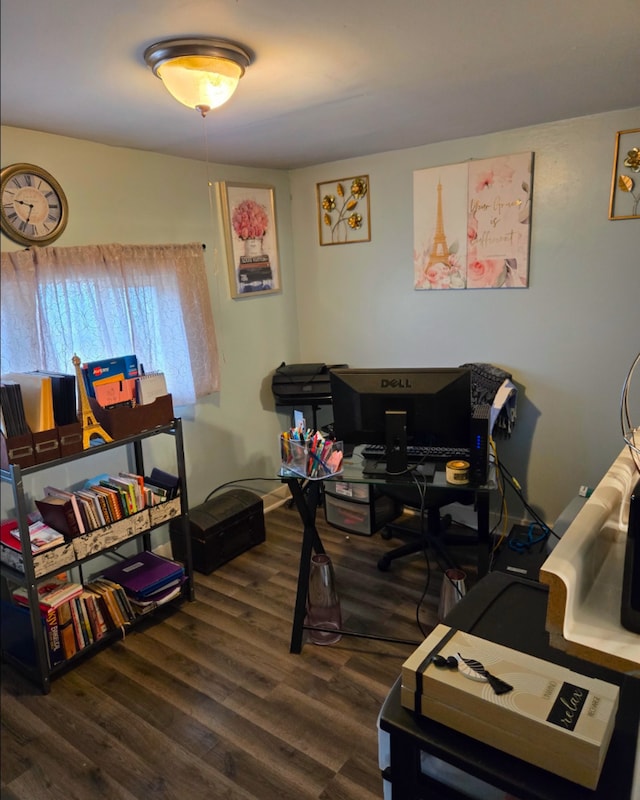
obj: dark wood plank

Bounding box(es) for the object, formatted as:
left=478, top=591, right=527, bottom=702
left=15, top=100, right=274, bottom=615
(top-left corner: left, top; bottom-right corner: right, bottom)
left=1, top=501, right=478, bottom=799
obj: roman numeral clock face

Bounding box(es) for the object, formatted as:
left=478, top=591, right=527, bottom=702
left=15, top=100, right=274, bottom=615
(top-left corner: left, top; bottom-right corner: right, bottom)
left=1, top=163, right=68, bottom=247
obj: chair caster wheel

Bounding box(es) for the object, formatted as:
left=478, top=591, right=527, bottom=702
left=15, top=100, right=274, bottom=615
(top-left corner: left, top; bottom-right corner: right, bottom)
left=378, top=556, right=391, bottom=571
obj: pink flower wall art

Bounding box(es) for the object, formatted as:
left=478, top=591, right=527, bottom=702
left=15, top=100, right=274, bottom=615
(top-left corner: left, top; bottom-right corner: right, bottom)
left=221, top=182, right=281, bottom=299
left=414, top=153, right=533, bottom=290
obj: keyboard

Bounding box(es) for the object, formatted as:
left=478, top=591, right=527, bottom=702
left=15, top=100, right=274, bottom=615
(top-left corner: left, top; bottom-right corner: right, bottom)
left=361, top=444, right=471, bottom=463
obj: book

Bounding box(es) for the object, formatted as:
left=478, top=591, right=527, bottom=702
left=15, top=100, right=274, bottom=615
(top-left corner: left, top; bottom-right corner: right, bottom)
left=43, top=486, right=86, bottom=535
left=118, top=472, right=146, bottom=510
left=69, top=596, right=88, bottom=649
left=86, top=580, right=127, bottom=627
left=127, top=578, right=186, bottom=617
left=73, top=493, right=99, bottom=531
left=2, top=518, right=65, bottom=554
left=104, top=579, right=134, bottom=621
left=83, top=488, right=111, bottom=525
left=35, top=495, right=81, bottom=539
left=148, top=467, right=180, bottom=500
left=75, top=593, right=93, bottom=646
left=107, top=476, right=138, bottom=515
left=143, top=481, right=168, bottom=504
left=89, top=484, right=123, bottom=521
left=82, top=589, right=108, bottom=640
left=56, top=600, right=78, bottom=658
left=12, top=579, right=83, bottom=613
left=43, top=604, right=65, bottom=667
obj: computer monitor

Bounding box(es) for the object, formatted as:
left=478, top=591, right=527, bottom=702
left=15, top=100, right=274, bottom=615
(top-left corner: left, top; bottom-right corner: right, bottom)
left=329, top=367, right=472, bottom=474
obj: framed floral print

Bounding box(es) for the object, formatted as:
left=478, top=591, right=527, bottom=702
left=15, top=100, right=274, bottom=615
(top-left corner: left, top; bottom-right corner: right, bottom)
left=317, top=175, right=371, bottom=245
left=220, top=182, right=281, bottom=298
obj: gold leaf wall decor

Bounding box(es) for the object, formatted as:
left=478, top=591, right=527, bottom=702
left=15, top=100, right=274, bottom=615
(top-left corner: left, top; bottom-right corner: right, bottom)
left=316, top=175, right=371, bottom=245
left=609, top=129, right=640, bottom=220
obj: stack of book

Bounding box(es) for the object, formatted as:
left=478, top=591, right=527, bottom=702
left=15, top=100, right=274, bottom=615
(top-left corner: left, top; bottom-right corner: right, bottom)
left=11, top=576, right=135, bottom=666
left=1, top=518, right=64, bottom=555
left=100, top=551, right=186, bottom=616
left=30, top=469, right=177, bottom=538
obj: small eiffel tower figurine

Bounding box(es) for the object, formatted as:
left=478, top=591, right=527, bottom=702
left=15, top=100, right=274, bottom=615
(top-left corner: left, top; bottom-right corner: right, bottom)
left=72, top=354, right=113, bottom=448
left=427, top=180, right=451, bottom=268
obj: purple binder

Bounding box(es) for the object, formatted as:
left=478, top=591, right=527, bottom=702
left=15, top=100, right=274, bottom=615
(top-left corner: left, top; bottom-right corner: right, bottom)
left=101, top=551, right=184, bottom=598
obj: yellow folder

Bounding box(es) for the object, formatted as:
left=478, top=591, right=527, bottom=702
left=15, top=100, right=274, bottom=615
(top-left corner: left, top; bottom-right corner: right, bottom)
left=1, top=372, right=55, bottom=432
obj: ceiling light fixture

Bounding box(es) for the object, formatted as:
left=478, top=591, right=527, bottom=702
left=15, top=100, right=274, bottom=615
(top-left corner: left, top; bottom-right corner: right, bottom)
left=144, top=37, right=253, bottom=118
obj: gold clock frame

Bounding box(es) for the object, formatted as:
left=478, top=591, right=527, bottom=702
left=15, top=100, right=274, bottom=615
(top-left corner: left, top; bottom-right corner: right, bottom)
left=1, top=162, right=69, bottom=247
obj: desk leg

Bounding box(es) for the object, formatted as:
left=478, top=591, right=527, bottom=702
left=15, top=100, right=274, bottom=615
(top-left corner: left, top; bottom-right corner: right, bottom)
left=476, top=488, right=490, bottom=578
left=288, top=479, right=325, bottom=654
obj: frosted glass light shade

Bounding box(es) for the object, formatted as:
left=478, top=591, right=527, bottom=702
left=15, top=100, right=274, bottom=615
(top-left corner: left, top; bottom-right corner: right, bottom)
left=144, top=37, right=253, bottom=117
left=158, top=56, right=242, bottom=112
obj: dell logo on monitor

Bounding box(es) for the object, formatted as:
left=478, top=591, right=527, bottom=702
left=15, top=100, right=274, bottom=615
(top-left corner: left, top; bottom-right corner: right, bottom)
left=381, top=378, right=413, bottom=389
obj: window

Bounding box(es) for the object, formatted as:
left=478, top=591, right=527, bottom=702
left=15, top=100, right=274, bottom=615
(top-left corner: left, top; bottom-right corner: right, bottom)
left=0, top=243, right=219, bottom=405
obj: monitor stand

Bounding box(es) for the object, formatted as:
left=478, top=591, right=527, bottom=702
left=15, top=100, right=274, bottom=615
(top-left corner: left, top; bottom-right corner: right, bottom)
left=385, top=410, right=408, bottom=475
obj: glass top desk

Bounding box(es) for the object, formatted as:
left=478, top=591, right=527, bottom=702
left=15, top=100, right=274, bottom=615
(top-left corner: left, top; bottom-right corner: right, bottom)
left=280, top=447, right=494, bottom=654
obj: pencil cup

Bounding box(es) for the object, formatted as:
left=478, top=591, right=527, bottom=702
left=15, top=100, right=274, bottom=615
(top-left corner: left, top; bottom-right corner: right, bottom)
left=280, top=435, right=343, bottom=479
left=438, top=568, right=467, bottom=622
left=306, top=554, right=342, bottom=645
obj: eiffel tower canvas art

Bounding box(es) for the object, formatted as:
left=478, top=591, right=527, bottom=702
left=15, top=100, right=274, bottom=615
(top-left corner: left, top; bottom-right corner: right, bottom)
left=413, top=152, right=533, bottom=290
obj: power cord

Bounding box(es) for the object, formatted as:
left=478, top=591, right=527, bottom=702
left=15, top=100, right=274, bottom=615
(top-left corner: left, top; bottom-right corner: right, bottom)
left=496, top=460, right=557, bottom=544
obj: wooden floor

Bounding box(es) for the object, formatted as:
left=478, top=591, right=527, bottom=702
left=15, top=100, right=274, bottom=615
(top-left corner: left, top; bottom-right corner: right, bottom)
left=1, top=501, right=479, bottom=800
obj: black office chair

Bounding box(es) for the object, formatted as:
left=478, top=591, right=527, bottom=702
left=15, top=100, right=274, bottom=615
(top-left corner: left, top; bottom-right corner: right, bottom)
left=376, top=482, right=476, bottom=572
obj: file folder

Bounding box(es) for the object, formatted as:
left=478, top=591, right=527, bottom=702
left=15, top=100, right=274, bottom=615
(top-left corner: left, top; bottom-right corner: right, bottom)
left=1, top=372, right=55, bottom=432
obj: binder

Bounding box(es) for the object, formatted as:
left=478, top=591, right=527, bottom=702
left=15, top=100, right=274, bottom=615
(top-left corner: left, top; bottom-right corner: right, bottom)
left=29, top=371, right=77, bottom=426
left=100, top=551, right=184, bottom=599
left=0, top=381, right=30, bottom=437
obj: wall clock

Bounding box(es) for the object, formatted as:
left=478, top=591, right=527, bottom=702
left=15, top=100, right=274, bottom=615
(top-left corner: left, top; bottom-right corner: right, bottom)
left=1, top=162, right=69, bottom=247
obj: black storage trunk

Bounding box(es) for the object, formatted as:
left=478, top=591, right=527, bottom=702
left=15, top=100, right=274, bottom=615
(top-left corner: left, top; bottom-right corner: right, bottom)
left=271, top=362, right=347, bottom=406
left=170, top=489, right=265, bottom=574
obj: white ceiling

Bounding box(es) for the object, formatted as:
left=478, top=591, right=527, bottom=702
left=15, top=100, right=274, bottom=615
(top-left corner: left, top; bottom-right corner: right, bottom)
left=1, top=0, right=639, bottom=170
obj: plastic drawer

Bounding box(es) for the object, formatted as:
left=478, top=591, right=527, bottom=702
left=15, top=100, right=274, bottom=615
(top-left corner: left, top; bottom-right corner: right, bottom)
left=325, top=492, right=400, bottom=535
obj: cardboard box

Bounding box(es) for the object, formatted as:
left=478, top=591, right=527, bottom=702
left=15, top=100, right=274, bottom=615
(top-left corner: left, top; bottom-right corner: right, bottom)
left=401, top=624, right=619, bottom=789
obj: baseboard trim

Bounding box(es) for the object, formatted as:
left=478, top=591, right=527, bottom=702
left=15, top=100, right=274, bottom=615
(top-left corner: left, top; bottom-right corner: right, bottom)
left=263, top=484, right=290, bottom=513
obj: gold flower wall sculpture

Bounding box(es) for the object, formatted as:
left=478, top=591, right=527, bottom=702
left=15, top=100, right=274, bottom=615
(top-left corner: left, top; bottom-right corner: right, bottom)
left=317, top=176, right=371, bottom=245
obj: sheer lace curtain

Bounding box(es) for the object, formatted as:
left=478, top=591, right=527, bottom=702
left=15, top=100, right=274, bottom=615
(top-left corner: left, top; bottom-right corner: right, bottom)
left=0, top=242, right=219, bottom=405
